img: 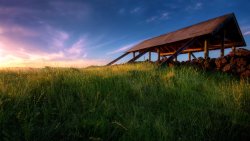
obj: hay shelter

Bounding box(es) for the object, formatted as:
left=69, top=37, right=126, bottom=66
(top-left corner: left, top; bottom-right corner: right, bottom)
left=107, top=13, right=246, bottom=66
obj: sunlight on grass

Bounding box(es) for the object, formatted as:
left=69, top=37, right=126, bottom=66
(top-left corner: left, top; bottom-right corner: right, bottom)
left=0, top=62, right=249, bottom=140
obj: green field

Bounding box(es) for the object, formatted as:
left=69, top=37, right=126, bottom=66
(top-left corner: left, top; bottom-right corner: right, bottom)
left=0, top=63, right=249, bottom=141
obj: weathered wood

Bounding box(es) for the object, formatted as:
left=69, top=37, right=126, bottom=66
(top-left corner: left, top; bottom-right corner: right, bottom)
left=160, top=38, right=196, bottom=66
left=188, top=52, right=191, bottom=61
left=133, top=52, right=136, bottom=58
left=127, top=50, right=148, bottom=63
left=204, top=39, right=209, bottom=59
left=126, top=13, right=245, bottom=54
left=160, top=48, right=203, bottom=56
left=106, top=52, right=129, bottom=66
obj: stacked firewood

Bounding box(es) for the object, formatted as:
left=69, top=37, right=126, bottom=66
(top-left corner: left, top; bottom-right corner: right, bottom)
left=169, top=48, right=250, bottom=78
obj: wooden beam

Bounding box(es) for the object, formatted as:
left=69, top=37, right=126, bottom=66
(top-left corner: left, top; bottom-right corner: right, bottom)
left=160, top=41, right=241, bottom=57
left=204, top=39, right=209, bottom=59
left=174, top=55, right=178, bottom=62
left=157, top=48, right=160, bottom=62
left=221, top=30, right=225, bottom=57
left=160, top=45, right=232, bottom=56
left=191, top=53, right=197, bottom=59
left=160, top=38, right=196, bottom=66
left=188, top=52, right=191, bottom=61
left=106, top=52, right=129, bottom=66
left=133, top=52, right=136, bottom=58
left=169, top=46, right=176, bottom=52
left=127, top=50, right=148, bottom=63
left=148, top=51, right=151, bottom=61
left=197, top=39, right=203, bottom=47
left=163, top=45, right=171, bottom=52
left=160, top=48, right=203, bottom=56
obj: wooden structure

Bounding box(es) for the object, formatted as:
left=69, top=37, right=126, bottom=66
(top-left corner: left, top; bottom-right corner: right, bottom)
left=107, top=13, right=246, bottom=66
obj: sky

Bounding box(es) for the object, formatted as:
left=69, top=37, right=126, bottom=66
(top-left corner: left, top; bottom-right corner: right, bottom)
left=0, top=0, right=250, bottom=68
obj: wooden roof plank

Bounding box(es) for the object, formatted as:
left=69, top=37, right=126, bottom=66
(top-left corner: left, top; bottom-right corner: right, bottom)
left=127, top=13, right=245, bottom=53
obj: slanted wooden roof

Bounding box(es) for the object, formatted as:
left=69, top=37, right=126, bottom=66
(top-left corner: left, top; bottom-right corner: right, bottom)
left=127, top=13, right=246, bottom=52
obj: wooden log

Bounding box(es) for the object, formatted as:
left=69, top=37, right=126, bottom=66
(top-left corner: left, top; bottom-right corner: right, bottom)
left=241, top=70, right=250, bottom=78
left=222, top=64, right=231, bottom=72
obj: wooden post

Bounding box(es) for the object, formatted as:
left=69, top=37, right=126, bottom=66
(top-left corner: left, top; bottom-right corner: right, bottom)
left=157, top=48, right=160, bottom=62
left=175, top=55, right=178, bottom=62
left=188, top=52, right=191, bottom=61
left=133, top=52, right=135, bottom=58
left=204, top=39, right=209, bottom=59
left=232, top=46, right=236, bottom=54
left=148, top=51, right=151, bottom=61
left=221, top=30, right=225, bottom=57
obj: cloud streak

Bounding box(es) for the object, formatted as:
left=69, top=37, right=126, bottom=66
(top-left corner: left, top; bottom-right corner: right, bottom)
left=130, top=7, right=142, bottom=14
left=244, top=31, right=250, bottom=36
left=107, top=41, right=140, bottom=55
left=185, top=2, right=203, bottom=11
left=146, top=12, right=170, bottom=23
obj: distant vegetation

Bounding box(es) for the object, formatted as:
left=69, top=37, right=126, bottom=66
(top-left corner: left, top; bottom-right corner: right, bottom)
left=0, top=63, right=249, bottom=141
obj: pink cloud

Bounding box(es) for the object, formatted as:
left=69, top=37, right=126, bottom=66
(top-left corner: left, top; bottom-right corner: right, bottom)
left=0, top=24, right=101, bottom=68
left=0, top=39, right=105, bottom=68
left=66, top=37, right=85, bottom=56
left=0, top=24, right=39, bottom=37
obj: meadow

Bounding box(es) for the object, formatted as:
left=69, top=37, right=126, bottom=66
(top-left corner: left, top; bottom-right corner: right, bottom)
left=0, top=63, right=249, bottom=141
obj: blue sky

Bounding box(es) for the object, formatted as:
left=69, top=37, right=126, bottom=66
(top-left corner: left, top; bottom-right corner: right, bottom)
left=0, top=0, right=250, bottom=67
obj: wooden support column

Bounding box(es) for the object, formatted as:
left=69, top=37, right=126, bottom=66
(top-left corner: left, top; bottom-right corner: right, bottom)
left=221, top=30, right=225, bottom=57
left=127, top=50, right=148, bottom=63
left=157, top=48, right=160, bottom=62
left=232, top=46, right=236, bottom=54
left=174, top=55, right=178, bottom=62
left=188, top=52, right=191, bottom=61
left=148, top=51, right=151, bottom=61
left=204, top=39, right=209, bottom=59
left=133, top=52, right=136, bottom=58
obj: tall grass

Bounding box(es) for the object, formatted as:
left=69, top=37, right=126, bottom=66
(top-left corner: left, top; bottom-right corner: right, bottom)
left=0, top=63, right=249, bottom=141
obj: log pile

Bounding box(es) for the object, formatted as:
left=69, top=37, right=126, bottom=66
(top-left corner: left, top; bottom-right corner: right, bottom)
left=168, top=48, right=250, bottom=78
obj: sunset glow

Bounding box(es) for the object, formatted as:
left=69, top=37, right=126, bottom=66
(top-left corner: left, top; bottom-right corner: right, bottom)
left=0, top=0, right=250, bottom=68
